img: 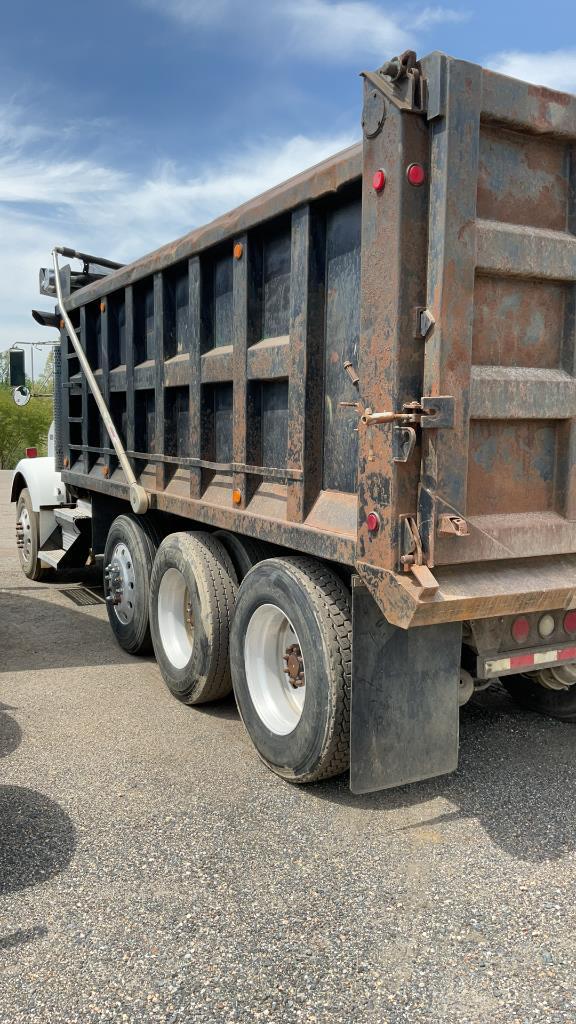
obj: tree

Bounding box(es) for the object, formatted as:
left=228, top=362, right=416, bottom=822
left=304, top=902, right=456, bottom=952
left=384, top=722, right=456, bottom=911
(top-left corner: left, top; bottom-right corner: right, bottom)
left=0, top=386, right=53, bottom=469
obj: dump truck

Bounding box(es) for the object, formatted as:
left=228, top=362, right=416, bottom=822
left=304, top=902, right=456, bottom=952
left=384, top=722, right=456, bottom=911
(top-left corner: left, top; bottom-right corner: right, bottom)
left=12, top=49, right=576, bottom=793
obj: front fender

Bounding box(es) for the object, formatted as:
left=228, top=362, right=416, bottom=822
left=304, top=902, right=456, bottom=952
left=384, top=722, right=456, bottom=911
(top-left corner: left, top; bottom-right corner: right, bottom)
left=11, top=457, right=66, bottom=546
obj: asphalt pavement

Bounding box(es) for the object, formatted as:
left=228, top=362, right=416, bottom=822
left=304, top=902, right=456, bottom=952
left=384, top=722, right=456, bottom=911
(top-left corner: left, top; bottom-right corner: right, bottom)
left=1, top=469, right=575, bottom=1023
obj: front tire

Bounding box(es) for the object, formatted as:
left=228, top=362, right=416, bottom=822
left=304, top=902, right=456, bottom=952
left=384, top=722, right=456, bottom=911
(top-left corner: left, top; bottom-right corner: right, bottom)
left=16, top=488, right=44, bottom=581
left=230, top=557, right=352, bottom=784
left=149, top=532, right=237, bottom=704
left=104, top=515, right=158, bottom=655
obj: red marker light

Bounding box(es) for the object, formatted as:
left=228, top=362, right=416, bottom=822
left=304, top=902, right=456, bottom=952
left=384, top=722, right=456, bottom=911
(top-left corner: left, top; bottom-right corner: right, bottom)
left=372, top=168, right=386, bottom=193
left=406, top=163, right=426, bottom=186
left=25, top=447, right=38, bottom=458
left=511, top=616, right=530, bottom=643
left=564, top=611, right=576, bottom=635
left=366, top=511, right=380, bottom=533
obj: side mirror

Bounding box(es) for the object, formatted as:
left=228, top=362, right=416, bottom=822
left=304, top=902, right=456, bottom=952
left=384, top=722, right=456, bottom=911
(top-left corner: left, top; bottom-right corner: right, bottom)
left=9, top=349, right=25, bottom=388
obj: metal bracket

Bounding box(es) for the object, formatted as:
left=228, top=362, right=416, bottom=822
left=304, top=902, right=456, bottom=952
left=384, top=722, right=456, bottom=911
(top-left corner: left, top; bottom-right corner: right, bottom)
left=420, top=396, right=455, bottom=429
left=415, top=306, right=435, bottom=339
left=399, top=515, right=439, bottom=595
left=361, top=50, right=427, bottom=115
left=438, top=514, right=469, bottom=537
left=392, top=425, right=417, bottom=463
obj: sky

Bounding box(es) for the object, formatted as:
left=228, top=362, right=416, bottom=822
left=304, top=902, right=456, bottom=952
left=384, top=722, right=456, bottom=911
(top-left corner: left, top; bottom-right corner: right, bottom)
left=1, top=0, right=576, bottom=375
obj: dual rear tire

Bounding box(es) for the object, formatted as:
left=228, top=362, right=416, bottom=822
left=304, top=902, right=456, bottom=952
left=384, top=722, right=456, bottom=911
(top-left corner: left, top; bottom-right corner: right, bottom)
left=104, top=515, right=352, bottom=783
left=104, top=515, right=158, bottom=655
left=149, top=539, right=352, bottom=782
left=503, top=673, right=576, bottom=721
left=149, top=532, right=237, bottom=705
left=230, top=558, right=351, bottom=783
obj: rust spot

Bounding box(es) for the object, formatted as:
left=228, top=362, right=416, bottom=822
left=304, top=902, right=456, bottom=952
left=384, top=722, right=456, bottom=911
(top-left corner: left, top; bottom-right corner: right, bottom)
left=527, top=83, right=571, bottom=108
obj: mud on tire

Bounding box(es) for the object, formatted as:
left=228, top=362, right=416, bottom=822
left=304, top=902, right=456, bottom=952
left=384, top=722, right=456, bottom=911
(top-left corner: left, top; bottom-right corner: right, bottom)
left=149, top=532, right=238, bottom=704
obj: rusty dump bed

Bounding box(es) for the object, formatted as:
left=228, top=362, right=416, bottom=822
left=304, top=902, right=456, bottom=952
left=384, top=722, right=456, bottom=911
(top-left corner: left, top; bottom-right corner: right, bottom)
left=58, top=51, right=576, bottom=629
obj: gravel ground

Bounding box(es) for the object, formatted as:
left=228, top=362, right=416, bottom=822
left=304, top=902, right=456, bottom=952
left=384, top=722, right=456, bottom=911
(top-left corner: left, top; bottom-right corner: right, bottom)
left=1, top=470, right=575, bottom=1023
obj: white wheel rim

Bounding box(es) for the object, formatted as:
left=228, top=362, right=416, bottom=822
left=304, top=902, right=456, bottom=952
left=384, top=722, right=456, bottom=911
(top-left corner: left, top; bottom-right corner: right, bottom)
left=157, top=568, right=194, bottom=670
left=18, top=506, right=33, bottom=563
left=244, top=603, right=306, bottom=735
left=106, top=543, right=136, bottom=625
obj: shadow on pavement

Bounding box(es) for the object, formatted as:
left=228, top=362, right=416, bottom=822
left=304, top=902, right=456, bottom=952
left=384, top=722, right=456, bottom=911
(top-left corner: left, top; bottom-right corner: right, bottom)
left=0, top=703, right=22, bottom=760
left=0, top=786, right=76, bottom=895
left=311, top=686, right=576, bottom=864
left=0, top=926, right=48, bottom=952
left=0, top=590, right=135, bottom=672
left=0, top=698, right=76, bottom=952
left=196, top=692, right=240, bottom=721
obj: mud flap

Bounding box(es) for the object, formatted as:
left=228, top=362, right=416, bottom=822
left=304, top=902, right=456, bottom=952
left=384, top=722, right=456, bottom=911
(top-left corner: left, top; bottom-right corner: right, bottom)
left=350, top=584, right=462, bottom=793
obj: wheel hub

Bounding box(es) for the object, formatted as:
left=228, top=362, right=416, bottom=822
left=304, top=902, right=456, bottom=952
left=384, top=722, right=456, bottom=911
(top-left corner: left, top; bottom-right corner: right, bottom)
left=283, top=644, right=305, bottom=688
left=16, top=507, right=32, bottom=561
left=105, top=543, right=136, bottom=624
left=244, top=604, right=306, bottom=736
left=157, top=567, right=194, bottom=670
left=534, top=664, right=576, bottom=691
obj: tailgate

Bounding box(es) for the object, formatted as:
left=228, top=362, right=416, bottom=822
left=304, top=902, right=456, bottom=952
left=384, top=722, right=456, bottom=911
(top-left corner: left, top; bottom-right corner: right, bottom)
left=422, top=55, right=576, bottom=569
left=355, top=52, right=576, bottom=626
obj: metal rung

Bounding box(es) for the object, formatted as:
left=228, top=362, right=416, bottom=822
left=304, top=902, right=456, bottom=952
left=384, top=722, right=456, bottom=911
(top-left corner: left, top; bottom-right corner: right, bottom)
left=477, top=220, right=576, bottom=281
left=470, top=365, right=576, bottom=420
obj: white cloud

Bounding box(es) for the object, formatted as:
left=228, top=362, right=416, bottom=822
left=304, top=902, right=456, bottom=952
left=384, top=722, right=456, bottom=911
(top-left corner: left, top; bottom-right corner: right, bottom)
left=136, top=0, right=467, bottom=61
left=486, top=49, right=576, bottom=94
left=0, top=102, right=355, bottom=358
left=281, top=1, right=408, bottom=59
left=412, top=5, right=469, bottom=29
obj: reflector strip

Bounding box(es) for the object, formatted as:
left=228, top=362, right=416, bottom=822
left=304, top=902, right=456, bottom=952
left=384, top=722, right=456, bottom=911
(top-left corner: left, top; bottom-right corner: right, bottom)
left=483, top=644, right=576, bottom=678
left=510, top=654, right=534, bottom=669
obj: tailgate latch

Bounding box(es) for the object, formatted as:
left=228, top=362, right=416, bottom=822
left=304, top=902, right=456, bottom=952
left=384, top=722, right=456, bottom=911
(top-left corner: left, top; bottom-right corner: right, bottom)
left=359, top=395, right=454, bottom=429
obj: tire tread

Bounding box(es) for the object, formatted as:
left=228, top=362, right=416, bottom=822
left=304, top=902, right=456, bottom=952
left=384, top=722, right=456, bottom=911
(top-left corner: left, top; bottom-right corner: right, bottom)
left=182, top=532, right=237, bottom=703
left=252, top=555, right=352, bottom=783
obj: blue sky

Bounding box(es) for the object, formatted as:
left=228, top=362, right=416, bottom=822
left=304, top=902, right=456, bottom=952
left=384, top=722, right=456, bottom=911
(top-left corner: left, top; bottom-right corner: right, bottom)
left=2, top=0, right=576, bottom=372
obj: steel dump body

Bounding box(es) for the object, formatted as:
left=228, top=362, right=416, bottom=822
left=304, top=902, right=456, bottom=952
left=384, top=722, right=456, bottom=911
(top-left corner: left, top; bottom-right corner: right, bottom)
left=58, top=52, right=576, bottom=631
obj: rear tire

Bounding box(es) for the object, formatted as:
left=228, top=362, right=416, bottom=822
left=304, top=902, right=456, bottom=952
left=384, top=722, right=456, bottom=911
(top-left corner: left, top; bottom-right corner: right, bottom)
left=213, top=530, right=272, bottom=581
left=502, top=673, right=576, bottom=722
left=149, top=532, right=237, bottom=704
left=104, top=515, right=158, bottom=655
left=16, top=488, right=45, bottom=581
left=229, top=556, right=352, bottom=783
